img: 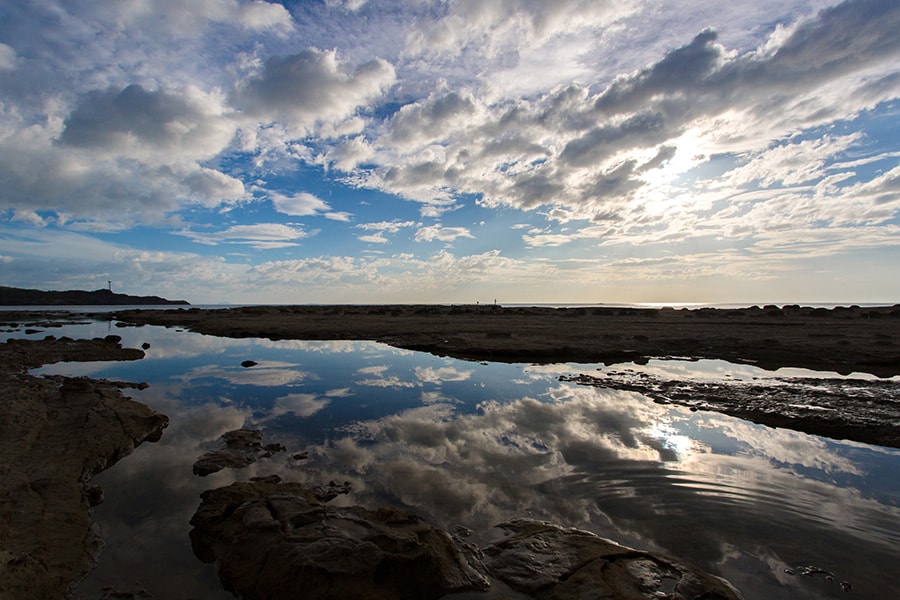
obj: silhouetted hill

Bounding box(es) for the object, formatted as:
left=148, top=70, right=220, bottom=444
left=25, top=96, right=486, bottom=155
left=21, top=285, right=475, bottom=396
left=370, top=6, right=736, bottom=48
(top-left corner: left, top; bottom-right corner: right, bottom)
left=0, top=286, right=190, bottom=306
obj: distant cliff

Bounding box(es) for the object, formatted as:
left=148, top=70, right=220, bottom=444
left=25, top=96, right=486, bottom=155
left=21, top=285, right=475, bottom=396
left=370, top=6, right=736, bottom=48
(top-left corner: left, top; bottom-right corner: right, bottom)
left=0, top=286, right=190, bottom=306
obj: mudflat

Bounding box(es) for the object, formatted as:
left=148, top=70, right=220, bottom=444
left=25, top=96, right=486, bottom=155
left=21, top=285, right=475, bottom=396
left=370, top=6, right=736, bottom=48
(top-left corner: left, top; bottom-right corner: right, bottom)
left=111, top=304, right=900, bottom=377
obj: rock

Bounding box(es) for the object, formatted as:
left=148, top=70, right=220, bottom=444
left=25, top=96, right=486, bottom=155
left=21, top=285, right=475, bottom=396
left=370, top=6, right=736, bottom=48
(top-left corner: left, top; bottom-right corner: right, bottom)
left=189, top=480, right=490, bottom=600
left=240, top=360, right=258, bottom=368
left=189, top=483, right=745, bottom=600
left=192, top=429, right=287, bottom=476
left=0, top=338, right=168, bottom=600
left=484, top=519, right=743, bottom=599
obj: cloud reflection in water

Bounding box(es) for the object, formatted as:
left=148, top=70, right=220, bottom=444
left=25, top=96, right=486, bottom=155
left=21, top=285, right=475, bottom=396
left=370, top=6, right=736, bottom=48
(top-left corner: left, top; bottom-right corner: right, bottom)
left=25, top=324, right=899, bottom=599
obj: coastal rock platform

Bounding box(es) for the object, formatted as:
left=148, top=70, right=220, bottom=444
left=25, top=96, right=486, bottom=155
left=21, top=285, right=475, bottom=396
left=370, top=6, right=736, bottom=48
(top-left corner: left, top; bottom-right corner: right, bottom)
left=0, top=337, right=168, bottom=600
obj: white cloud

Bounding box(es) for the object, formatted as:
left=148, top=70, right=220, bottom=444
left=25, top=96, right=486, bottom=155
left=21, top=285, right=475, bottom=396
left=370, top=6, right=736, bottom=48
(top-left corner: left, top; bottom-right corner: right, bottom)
left=357, top=233, right=388, bottom=244
left=0, top=43, right=16, bottom=71
left=237, top=1, right=294, bottom=32
left=415, top=366, right=473, bottom=385
left=270, top=192, right=331, bottom=216
left=271, top=393, right=331, bottom=417
left=176, top=223, right=310, bottom=248
left=415, top=224, right=474, bottom=243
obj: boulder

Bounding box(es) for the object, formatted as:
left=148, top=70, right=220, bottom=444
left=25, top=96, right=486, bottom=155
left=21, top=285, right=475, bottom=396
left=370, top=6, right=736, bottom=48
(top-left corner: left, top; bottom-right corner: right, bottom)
left=189, top=481, right=490, bottom=600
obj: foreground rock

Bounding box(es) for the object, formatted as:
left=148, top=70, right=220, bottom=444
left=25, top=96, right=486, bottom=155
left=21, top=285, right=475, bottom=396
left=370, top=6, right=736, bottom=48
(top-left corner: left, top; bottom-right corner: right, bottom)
left=485, top=520, right=743, bottom=600
left=189, top=480, right=490, bottom=600
left=190, top=481, right=742, bottom=600
left=0, top=337, right=168, bottom=600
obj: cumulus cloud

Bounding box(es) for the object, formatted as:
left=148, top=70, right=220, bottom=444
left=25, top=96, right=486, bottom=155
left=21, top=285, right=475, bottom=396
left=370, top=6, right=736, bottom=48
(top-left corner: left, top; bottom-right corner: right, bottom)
left=0, top=43, right=16, bottom=70
left=414, top=224, right=474, bottom=243
left=355, top=220, right=417, bottom=244
left=105, top=0, right=294, bottom=36
left=234, top=48, right=395, bottom=134
left=58, top=84, right=234, bottom=161
left=270, top=191, right=331, bottom=216
left=355, top=0, right=900, bottom=249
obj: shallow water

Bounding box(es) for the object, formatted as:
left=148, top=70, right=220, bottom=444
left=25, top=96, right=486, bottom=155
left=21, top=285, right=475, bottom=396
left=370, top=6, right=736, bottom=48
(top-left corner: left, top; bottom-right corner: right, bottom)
left=15, top=321, right=900, bottom=599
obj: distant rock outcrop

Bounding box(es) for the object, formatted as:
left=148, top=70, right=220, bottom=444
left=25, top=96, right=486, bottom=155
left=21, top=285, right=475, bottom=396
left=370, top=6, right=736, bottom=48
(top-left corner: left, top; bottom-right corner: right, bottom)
left=0, top=286, right=189, bottom=306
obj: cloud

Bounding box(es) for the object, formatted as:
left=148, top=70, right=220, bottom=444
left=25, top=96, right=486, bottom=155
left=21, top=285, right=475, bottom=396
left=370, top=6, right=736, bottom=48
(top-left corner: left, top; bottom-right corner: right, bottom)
left=414, top=224, right=474, bottom=243
left=270, top=192, right=331, bottom=216
left=271, top=393, right=331, bottom=417
left=234, top=48, right=396, bottom=134
left=325, top=0, right=369, bottom=12
left=180, top=361, right=310, bottom=387
left=304, top=382, right=896, bottom=571
left=415, top=366, right=473, bottom=385
left=0, top=43, right=16, bottom=70
left=176, top=223, right=310, bottom=248
left=0, top=82, right=243, bottom=225
left=355, top=220, right=417, bottom=243
left=102, top=0, right=294, bottom=37
left=58, top=84, right=235, bottom=162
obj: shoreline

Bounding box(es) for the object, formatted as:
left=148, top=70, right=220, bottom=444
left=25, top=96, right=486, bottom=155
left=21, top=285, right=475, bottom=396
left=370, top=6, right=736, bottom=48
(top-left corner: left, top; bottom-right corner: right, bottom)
left=105, top=303, right=900, bottom=377
left=104, top=304, right=900, bottom=448
left=3, top=304, right=899, bottom=448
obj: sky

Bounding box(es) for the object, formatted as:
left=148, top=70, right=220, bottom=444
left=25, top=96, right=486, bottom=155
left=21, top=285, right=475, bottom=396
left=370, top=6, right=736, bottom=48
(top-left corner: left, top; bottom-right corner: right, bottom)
left=1, top=0, right=899, bottom=305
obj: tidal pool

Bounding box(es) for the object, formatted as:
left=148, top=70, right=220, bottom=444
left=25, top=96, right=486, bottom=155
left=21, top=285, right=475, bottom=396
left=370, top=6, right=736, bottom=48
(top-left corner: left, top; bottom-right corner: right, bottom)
left=19, top=320, right=900, bottom=599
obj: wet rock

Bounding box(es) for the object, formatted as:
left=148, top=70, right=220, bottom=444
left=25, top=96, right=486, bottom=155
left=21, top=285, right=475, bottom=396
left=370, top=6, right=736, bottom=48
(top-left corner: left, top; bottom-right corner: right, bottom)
left=189, top=480, right=490, bottom=600
left=241, top=360, right=258, bottom=368
left=189, top=482, right=745, bottom=600
left=484, top=519, right=743, bottom=599
left=192, top=429, right=287, bottom=476
left=560, top=371, right=900, bottom=448
left=0, top=338, right=168, bottom=600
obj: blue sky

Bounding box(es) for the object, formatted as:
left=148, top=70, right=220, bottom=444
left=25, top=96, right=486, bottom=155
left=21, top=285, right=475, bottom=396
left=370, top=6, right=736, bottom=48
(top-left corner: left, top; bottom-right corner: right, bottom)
left=1, top=0, right=898, bottom=304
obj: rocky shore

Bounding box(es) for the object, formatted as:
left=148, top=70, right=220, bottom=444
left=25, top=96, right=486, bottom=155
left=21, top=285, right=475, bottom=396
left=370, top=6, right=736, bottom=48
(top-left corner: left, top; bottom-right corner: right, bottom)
left=0, top=336, right=168, bottom=600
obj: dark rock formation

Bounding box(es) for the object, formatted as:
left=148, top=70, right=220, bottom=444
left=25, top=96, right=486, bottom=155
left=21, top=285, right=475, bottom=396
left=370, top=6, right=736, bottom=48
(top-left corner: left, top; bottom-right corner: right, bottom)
left=189, top=482, right=744, bottom=600
left=0, top=338, right=168, bottom=600
left=484, top=519, right=743, bottom=599
left=192, top=429, right=286, bottom=476
left=189, top=480, right=490, bottom=600
left=0, top=285, right=188, bottom=306
left=559, top=371, right=900, bottom=448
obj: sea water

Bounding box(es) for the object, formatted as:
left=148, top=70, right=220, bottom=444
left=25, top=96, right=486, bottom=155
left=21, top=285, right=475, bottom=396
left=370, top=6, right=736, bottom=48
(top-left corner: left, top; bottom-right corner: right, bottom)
left=12, top=320, right=899, bottom=599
